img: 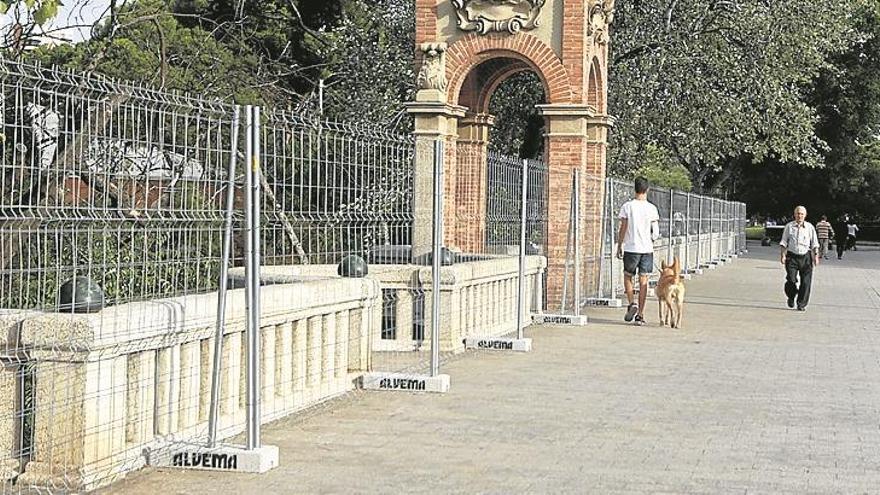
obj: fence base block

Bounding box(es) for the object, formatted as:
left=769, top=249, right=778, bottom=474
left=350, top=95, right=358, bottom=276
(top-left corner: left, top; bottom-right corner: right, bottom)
left=464, top=337, right=531, bottom=352
left=700, top=262, right=718, bottom=269
left=687, top=268, right=704, bottom=275
left=680, top=273, right=693, bottom=280
left=362, top=372, right=450, bottom=393
left=583, top=297, right=623, bottom=308
left=532, top=313, right=588, bottom=325
left=148, top=444, right=279, bottom=474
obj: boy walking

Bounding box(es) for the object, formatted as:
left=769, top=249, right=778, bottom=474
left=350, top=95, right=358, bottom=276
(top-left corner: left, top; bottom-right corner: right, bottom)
left=616, top=177, right=660, bottom=325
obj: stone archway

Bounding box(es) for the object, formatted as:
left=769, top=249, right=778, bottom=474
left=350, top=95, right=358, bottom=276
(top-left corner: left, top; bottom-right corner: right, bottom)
left=407, top=0, right=616, bottom=308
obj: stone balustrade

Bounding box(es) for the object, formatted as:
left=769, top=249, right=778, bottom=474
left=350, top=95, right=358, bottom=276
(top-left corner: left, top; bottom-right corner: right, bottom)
left=3, top=276, right=380, bottom=491
left=250, top=255, right=547, bottom=354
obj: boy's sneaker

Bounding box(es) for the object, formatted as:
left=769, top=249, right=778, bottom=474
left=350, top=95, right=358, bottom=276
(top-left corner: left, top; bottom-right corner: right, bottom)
left=624, top=303, right=638, bottom=322
left=634, top=314, right=645, bottom=326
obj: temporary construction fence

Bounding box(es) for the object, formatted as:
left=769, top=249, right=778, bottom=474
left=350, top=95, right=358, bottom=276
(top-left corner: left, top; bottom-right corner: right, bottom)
left=595, top=178, right=747, bottom=305
left=0, top=59, right=746, bottom=493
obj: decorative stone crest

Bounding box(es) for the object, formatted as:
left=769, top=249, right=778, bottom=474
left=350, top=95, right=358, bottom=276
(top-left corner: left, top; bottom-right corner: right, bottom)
left=451, top=0, right=546, bottom=35
left=586, top=0, right=615, bottom=44
left=416, top=42, right=449, bottom=92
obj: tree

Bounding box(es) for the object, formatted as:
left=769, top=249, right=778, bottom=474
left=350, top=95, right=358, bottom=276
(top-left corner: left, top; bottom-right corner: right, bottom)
left=28, top=0, right=266, bottom=103
left=488, top=71, right=545, bottom=159
left=632, top=145, right=693, bottom=191
left=1, top=0, right=64, bottom=54
left=316, top=0, right=416, bottom=125
left=608, top=0, right=853, bottom=192
left=733, top=3, right=880, bottom=220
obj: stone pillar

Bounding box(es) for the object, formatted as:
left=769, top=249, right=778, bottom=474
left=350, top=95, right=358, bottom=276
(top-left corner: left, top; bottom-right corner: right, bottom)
left=455, top=112, right=494, bottom=254
left=406, top=42, right=466, bottom=260
left=19, top=355, right=128, bottom=491
left=406, top=101, right=466, bottom=259
left=584, top=114, right=614, bottom=297
left=538, top=104, right=613, bottom=309
left=0, top=362, right=21, bottom=480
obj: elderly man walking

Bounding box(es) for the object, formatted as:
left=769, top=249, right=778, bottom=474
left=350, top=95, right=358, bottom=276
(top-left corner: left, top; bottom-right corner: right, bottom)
left=779, top=206, right=819, bottom=311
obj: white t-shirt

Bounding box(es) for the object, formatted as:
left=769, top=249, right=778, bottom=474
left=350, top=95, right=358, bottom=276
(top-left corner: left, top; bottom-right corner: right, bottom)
left=619, top=199, right=660, bottom=254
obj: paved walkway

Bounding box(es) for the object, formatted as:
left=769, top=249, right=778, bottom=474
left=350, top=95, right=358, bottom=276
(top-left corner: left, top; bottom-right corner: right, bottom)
left=107, top=242, right=880, bottom=494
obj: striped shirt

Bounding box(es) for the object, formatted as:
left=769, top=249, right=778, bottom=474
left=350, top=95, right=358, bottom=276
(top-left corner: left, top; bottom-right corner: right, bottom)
left=780, top=221, right=819, bottom=256
left=815, top=220, right=834, bottom=240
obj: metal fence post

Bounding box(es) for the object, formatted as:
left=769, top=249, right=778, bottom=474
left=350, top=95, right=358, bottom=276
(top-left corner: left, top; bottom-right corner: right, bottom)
left=684, top=192, right=690, bottom=272
left=573, top=169, right=581, bottom=316
left=431, top=139, right=443, bottom=377
left=245, top=105, right=262, bottom=450
left=668, top=190, right=674, bottom=265
left=709, top=198, right=715, bottom=262
left=516, top=159, right=529, bottom=338
left=208, top=105, right=240, bottom=448
left=697, top=196, right=703, bottom=268
left=609, top=178, right=616, bottom=299
left=597, top=177, right=607, bottom=299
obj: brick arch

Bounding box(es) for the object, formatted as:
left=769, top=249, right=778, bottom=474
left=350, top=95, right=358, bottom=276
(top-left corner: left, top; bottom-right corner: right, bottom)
left=586, top=56, right=605, bottom=113
left=445, top=32, right=573, bottom=106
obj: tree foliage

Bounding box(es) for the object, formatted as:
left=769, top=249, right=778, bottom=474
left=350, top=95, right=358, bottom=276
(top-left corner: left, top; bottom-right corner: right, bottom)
left=608, top=0, right=854, bottom=192
left=736, top=3, right=880, bottom=219
left=488, top=71, right=545, bottom=159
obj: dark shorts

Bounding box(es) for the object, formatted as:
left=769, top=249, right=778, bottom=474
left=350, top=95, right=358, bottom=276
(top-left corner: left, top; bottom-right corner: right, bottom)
left=623, top=252, right=653, bottom=276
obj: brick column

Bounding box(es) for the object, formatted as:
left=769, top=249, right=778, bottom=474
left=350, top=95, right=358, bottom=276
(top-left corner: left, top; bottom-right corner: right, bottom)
left=539, top=104, right=611, bottom=310
left=455, top=112, right=494, bottom=254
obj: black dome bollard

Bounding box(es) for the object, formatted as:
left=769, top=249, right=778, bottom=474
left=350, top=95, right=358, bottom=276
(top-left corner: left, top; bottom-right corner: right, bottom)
left=338, top=254, right=369, bottom=278
left=58, top=276, right=106, bottom=313
left=413, top=247, right=455, bottom=266
left=761, top=237, right=772, bottom=246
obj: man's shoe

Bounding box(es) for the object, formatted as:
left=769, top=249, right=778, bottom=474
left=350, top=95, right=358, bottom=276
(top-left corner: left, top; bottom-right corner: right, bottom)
left=624, top=303, right=638, bottom=322
left=797, top=306, right=806, bottom=312
left=634, top=314, right=645, bottom=326
left=787, top=295, right=795, bottom=308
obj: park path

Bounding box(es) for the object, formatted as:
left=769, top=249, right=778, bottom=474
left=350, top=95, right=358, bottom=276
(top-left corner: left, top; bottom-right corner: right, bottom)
left=105, top=242, right=880, bottom=494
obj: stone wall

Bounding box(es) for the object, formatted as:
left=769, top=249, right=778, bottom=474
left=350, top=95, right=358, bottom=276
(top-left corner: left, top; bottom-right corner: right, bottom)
left=4, top=277, right=380, bottom=491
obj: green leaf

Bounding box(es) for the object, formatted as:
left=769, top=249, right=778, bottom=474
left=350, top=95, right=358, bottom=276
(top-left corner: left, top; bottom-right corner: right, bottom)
left=0, top=2, right=9, bottom=15
left=33, top=0, right=58, bottom=26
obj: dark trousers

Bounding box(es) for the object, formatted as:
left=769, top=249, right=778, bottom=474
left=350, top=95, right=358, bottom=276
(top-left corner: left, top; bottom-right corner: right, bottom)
left=784, top=252, right=813, bottom=308
left=836, top=237, right=847, bottom=258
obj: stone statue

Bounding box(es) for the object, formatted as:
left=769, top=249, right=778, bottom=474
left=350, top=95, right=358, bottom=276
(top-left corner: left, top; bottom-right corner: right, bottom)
left=417, top=43, right=448, bottom=92
left=587, top=0, right=616, bottom=44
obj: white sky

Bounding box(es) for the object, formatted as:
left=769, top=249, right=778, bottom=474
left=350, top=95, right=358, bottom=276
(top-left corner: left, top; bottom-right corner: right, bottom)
left=2, top=0, right=111, bottom=43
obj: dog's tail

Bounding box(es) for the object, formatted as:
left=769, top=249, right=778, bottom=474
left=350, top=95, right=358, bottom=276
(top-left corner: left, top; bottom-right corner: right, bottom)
left=672, top=256, right=681, bottom=282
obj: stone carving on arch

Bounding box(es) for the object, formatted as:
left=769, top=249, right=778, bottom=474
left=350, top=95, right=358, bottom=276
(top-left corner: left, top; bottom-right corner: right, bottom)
left=444, top=33, right=573, bottom=106
left=452, top=0, right=547, bottom=35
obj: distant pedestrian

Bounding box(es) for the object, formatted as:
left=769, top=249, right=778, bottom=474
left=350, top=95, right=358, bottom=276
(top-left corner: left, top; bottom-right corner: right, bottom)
left=779, top=206, right=819, bottom=311
left=616, top=177, right=660, bottom=326
left=834, top=214, right=849, bottom=260
left=847, top=221, right=859, bottom=251
left=816, top=215, right=834, bottom=260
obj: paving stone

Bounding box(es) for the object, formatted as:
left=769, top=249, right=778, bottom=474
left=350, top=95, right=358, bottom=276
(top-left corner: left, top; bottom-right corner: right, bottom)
left=104, top=243, right=880, bottom=494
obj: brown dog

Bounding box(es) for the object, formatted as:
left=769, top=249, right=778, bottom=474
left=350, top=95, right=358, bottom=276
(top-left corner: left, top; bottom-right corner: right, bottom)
left=656, top=256, right=686, bottom=328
